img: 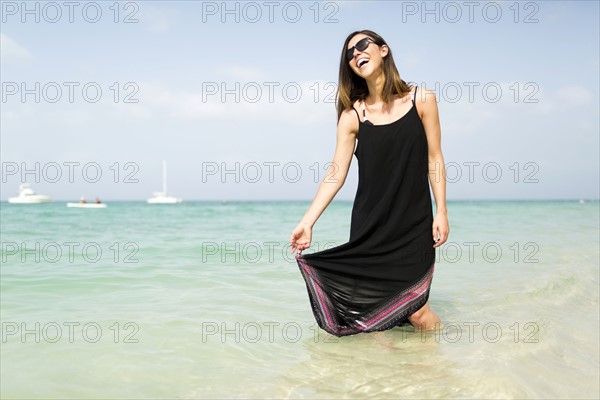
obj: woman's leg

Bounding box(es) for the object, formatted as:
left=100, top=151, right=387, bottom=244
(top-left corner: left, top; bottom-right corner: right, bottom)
left=408, top=301, right=441, bottom=331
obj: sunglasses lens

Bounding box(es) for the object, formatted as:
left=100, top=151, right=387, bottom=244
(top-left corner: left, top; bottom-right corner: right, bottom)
left=346, top=48, right=355, bottom=61
left=356, top=38, right=370, bottom=51
left=346, top=38, right=372, bottom=61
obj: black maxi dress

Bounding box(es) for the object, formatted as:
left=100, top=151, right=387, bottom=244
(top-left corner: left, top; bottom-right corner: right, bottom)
left=295, top=86, right=436, bottom=337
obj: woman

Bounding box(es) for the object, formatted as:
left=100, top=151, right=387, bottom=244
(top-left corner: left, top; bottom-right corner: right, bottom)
left=289, top=30, right=449, bottom=337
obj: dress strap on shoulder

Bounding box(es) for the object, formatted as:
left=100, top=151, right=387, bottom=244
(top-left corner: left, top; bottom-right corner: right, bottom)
left=412, top=86, right=418, bottom=106
left=352, top=106, right=360, bottom=123
left=360, top=100, right=373, bottom=125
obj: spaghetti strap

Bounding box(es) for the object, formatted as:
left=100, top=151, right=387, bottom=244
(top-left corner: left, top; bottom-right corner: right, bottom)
left=360, top=100, right=373, bottom=126
left=352, top=107, right=360, bottom=123
left=412, top=86, right=418, bottom=106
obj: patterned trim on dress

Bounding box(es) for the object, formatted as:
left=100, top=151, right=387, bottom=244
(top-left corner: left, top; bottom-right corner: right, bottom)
left=295, top=252, right=435, bottom=337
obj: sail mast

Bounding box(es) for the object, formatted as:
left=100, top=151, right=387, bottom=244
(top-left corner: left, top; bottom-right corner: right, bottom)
left=162, top=160, right=167, bottom=194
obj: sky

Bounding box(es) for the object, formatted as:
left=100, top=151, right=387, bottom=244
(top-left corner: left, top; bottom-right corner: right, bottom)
left=1, top=0, right=598, bottom=201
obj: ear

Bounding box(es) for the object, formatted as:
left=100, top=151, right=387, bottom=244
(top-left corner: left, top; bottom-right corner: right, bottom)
left=380, top=44, right=389, bottom=58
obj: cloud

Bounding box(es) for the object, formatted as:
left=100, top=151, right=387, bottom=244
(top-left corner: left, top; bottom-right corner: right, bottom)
left=429, top=81, right=596, bottom=140
left=0, top=34, right=33, bottom=66
left=111, top=80, right=595, bottom=134
left=526, top=83, right=595, bottom=116
left=109, top=79, right=334, bottom=127
left=555, top=84, right=595, bottom=108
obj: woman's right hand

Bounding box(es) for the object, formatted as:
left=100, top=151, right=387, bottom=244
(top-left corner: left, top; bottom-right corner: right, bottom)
left=290, top=224, right=312, bottom=254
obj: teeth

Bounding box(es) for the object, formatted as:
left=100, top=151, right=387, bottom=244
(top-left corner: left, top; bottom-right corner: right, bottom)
left=358, top=58, right=369, bottom=68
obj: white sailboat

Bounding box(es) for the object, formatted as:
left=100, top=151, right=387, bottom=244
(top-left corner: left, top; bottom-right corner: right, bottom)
left=8, top=183, right=52, bottom=204
left=147, top=161, right=182, bottom=204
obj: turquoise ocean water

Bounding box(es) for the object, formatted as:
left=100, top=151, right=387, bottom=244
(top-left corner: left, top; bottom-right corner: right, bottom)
left=1, top=200, right=599, bottom=399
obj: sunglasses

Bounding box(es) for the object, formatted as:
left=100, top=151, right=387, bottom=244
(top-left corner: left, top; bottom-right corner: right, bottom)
left=346, top=37, right=376, bottom=61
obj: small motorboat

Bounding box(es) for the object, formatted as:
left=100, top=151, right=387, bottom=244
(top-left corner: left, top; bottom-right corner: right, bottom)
left=67, top=203, right=107, bottom=209
left=67, top=197, right=107, bottom=208
left=8, top=183, right=52, bottom=204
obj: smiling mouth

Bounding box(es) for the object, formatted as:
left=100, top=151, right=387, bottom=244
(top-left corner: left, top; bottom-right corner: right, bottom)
left=357, top=58, right=369, bottom=68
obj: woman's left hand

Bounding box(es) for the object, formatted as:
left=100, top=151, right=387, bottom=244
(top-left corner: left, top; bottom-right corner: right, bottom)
left=432, top=213, right=449, bottom=248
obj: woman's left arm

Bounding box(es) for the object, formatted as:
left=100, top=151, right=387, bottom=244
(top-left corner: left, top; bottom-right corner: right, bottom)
left=418, top=87, right=449, bottom=248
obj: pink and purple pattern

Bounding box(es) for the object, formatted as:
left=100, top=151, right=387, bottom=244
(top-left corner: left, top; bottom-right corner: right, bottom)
left=295, top=252, right=435, bottom=337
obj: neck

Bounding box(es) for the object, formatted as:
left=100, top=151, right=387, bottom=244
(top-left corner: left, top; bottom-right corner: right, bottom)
left=365, top=70, right=386, bottom=104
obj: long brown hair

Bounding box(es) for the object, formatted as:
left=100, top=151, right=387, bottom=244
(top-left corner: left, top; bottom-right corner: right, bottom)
left=336, top=30, right=413, bottom=121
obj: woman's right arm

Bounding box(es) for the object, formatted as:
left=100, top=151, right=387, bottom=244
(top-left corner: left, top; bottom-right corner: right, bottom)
left=290, top=109, right=358, bottom=253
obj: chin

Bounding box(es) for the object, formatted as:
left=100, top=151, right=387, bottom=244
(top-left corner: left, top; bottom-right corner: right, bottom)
left=357, top=67, right=375, bottom=79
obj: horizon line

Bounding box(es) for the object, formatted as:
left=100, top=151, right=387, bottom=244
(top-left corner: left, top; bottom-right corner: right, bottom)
left=1, top=198, right=598, bottom=203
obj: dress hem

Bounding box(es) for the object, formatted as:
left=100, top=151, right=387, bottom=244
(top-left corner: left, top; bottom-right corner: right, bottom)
left=295, top=252, right=435, bottom=338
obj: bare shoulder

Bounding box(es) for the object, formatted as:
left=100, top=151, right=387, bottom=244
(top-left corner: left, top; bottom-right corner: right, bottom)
left=413, top=85, right=438, bottom=118
left=338, top=106, right=360, bottom=137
